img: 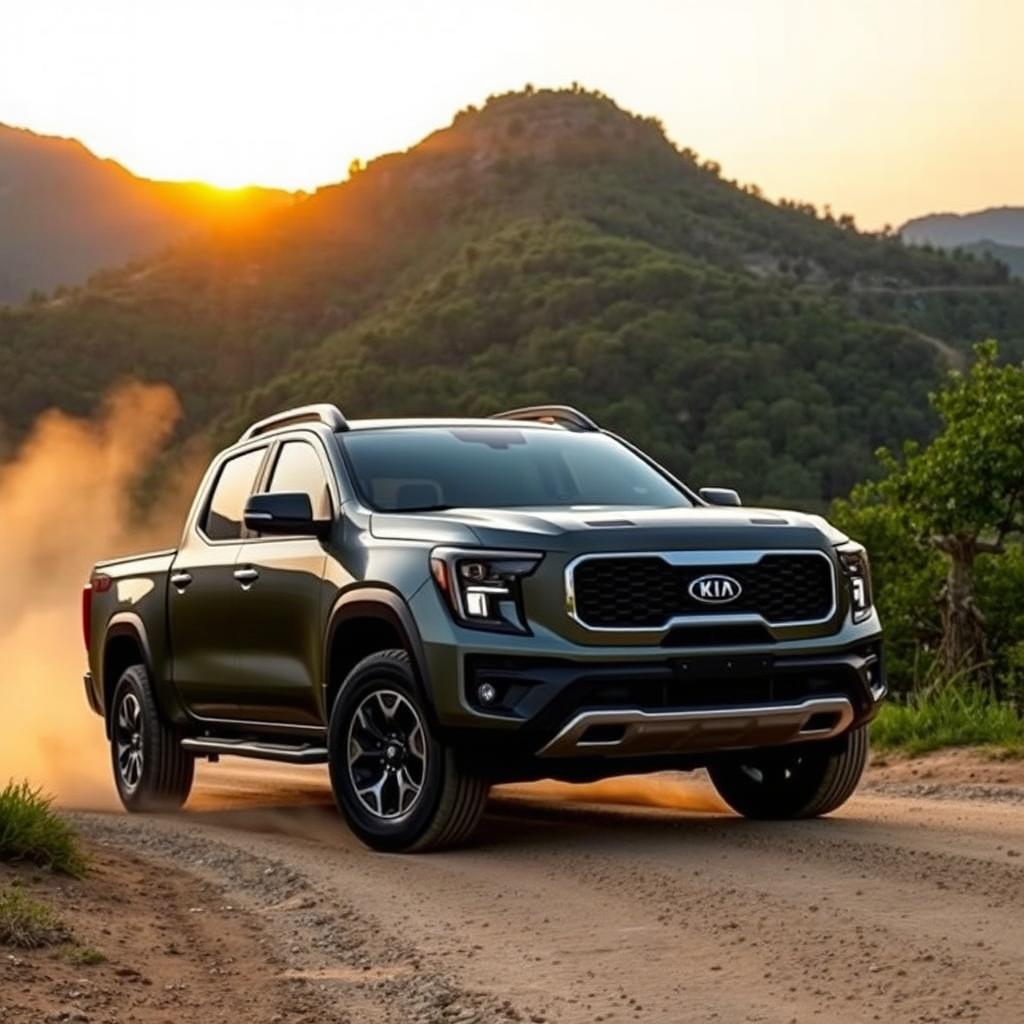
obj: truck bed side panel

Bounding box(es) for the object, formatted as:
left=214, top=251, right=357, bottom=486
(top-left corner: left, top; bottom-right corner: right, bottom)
left=88, top=550, right=175, bottom=720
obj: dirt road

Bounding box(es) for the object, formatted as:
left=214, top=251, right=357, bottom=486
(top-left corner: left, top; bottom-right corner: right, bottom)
left=28, top=759, right=1024, bottom=1023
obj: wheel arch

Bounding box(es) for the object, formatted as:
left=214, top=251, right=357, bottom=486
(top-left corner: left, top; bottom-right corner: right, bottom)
left=324, top=588, right=433, bottom=722
left=100, top=613, right=154, bottom=738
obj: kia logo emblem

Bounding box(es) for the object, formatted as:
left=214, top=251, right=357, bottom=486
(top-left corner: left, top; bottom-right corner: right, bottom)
left=688, top=574, right=742, bottom=604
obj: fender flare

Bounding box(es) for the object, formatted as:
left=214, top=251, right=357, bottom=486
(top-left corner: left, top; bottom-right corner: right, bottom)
left=103, top=613, right=155, bottom=682
left=99, top=613, right=154, bottom=735
left=101, top=613, right=189, bottom=736
left=323, top=586, right=433, bottom=717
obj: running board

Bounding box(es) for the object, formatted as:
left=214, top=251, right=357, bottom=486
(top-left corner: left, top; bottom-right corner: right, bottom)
left=181, top=737, right=328, bottom=764
left=537, top=697, right=855, bottom=758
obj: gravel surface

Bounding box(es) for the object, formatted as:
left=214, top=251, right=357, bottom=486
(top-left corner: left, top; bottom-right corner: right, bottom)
left=75, top=814, right=516, bottom=1024
left=40, top=754, right=1024, bottom=1023
left=0, top=842, right=310, bottom=1023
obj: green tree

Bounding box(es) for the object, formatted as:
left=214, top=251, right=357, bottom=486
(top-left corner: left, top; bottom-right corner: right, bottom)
left=858, top=342, right=1024, bottom=679
left=831, top=492, right=943, bottom=689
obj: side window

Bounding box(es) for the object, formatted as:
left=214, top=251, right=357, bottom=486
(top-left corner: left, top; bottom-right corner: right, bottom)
left=267, top=441, right=332, bottom=520
left=202, top=448, right=266, bottom=541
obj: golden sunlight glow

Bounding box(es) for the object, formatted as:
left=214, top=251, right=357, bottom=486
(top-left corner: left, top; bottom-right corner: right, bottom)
left=2, top=0, right=1022, bottom=226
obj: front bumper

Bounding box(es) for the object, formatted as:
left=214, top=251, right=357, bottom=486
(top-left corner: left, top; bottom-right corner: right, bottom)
left=410, top=577, right=885, bottom=763
left=460, top=641, right=884, bottom=754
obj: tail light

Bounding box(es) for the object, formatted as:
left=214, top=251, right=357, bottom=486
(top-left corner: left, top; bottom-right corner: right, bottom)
left=82, top=574, right=111, bottom=654
left=81, top=584, right=93, bottom=653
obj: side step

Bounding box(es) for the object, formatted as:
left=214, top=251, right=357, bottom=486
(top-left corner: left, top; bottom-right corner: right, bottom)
left=181, top=737, right=328, bottom=765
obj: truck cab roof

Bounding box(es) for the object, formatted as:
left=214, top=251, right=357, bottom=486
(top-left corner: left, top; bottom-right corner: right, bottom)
left=238, top=404, right=598, bottom=443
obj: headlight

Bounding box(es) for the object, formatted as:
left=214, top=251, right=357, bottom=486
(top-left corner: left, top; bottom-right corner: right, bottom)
left=430, top=548, right=542, bottom=633
left=836, top=542, right=873, bottom=623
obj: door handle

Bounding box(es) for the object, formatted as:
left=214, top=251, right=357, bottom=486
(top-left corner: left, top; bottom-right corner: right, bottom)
left=233, top=567, right=260, bottom=586
left=170, top=571, right=193, bottom=591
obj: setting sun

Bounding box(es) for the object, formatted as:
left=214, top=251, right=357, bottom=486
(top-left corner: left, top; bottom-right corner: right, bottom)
left=2, top=0, right=1022, bottom=225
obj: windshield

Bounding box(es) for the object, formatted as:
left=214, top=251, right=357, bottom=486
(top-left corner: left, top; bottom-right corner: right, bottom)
left=341, top=427, right=691, bottom=511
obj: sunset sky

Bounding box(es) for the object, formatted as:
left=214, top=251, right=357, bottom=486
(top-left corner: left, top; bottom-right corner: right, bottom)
left=2, top=0, right=1020, bottom=229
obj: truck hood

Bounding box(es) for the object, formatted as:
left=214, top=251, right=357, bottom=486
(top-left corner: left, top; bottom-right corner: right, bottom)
left=369, top=505, right=848, bottom=553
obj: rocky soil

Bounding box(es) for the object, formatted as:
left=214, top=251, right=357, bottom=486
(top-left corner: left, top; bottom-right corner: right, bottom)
left=4, top=750, right=1024, bottom=1023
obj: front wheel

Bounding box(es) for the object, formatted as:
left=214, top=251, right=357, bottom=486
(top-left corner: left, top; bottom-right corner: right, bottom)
left=328, top=650, right=490, bottom=852
left=109, top=664, right=194, bottom=812
left=708, top=726, right=869, bottom=820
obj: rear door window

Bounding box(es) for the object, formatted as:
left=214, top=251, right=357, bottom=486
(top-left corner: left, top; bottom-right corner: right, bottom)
left=202, top=448, right=266, bottom=541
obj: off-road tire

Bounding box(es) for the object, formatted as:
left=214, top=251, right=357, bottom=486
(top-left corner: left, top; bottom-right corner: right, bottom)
left=708, top=725, right=869, bottom=820
left=328, top=649, right=489, bottom=852
left=109, top=664, right=194, bottom=812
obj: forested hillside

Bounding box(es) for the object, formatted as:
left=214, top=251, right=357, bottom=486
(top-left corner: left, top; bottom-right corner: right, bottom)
left=960, top=240, right=1024, bottom=278
left=3, top=88, right=1023, bottom=505
left=0, top=123, right=293, bottom=302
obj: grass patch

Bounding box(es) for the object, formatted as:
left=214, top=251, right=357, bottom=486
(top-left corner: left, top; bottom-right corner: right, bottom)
left=64, top=944, right=107, bottom=966
left=0, top=781, right=85, bottom=876
left=0, top=885, right=68, bottom=949
left=871, top=683, right=1024, bottom=755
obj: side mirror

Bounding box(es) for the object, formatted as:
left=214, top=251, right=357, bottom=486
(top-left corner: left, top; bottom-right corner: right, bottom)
left=244, top=492, right=331, bottom=538
left=699, top=487, right=742, bottom=507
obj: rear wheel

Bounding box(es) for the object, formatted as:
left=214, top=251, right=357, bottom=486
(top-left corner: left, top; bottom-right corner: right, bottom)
left=109, top=664, right=194, bottom=812
left=328, top=650, right=489, bottom=852
left=708, top=726, right=868, bottom=820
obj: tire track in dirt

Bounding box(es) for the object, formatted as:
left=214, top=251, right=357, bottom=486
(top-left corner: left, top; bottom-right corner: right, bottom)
left=65, top=763, right=1024, bottom=1024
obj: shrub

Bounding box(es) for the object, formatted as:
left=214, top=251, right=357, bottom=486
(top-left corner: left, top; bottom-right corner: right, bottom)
left=872, top=679, right=1024, bottom=755
left=0, top=781, right=85, bottom=876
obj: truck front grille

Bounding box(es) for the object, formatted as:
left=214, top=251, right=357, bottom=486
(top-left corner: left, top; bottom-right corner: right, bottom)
left=570, top=552, right=835, bottom=629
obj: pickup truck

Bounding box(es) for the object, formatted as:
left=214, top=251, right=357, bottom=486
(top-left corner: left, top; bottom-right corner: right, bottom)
left=83, top=403, right=885, bottom=851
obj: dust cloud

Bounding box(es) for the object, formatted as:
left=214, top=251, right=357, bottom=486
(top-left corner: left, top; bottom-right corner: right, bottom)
left=0, top=383, right=203, bottom=808
left=507, top=773, right=728, bottom=814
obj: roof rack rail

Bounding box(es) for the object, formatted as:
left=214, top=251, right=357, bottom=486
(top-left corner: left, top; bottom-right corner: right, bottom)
left=490, top=405, right=600, bottom=432
left=239, top=403, right=349, bottom=442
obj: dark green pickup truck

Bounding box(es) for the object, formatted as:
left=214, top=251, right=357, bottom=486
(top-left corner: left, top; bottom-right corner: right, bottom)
left=83, top=404, right=884, bottom=851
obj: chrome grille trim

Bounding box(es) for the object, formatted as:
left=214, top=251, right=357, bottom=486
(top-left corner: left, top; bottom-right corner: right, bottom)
left=564, top=549, right=837, bottom=633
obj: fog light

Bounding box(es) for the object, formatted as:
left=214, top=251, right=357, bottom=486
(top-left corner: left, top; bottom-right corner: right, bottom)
left=477, top=682, right=498, bottom=706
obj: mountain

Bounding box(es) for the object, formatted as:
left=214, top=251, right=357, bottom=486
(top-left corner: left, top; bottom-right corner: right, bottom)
left=2, top=87, right=1023, bottom=506
left=959, top=240, right=1024, bottom=278
left=0, top=123, right=294, bottom=302
left=901, top=207, right=1024, bottom=248
left=901, top=207, right=1024, bottom=278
